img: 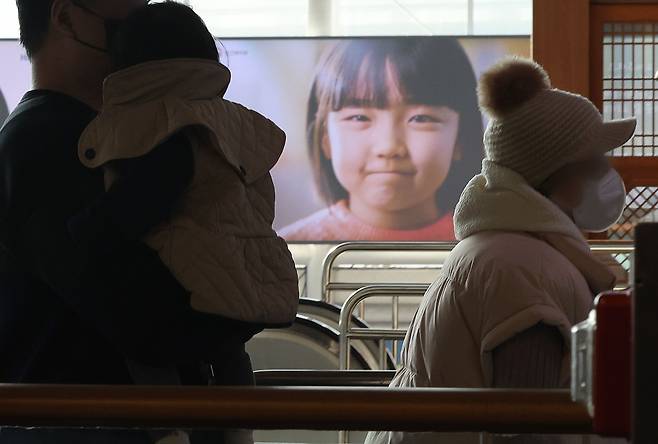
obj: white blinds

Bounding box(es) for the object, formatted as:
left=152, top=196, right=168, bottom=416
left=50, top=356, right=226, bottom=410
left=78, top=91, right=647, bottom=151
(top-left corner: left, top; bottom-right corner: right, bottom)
left=0, top=2, right=20, bottom=39
left=472, top=0, right=531, bottom=35
left=183, top=0, right=309, bottom=37
left=333, top=0, right=470, bottom=36
left=0, top=0, right=532, bottom=39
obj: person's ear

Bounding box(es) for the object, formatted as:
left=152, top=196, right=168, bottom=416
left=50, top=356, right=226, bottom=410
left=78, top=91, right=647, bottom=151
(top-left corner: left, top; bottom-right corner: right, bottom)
left=321, top=129, right=332, bottom=160
left=50, top=0, right=75, bottom=37
left=452, top=143, right=462, bottom=161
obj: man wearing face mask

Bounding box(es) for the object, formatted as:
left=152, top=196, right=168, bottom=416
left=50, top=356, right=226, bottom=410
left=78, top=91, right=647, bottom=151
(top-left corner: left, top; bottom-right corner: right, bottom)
left=0, top=2, right=259, bottom=442
left=367, top=58, right=635, bottom=444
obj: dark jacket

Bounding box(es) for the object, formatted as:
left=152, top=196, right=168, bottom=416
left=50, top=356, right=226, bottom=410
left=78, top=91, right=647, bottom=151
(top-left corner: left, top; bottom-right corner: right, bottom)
left=0, top=90, right=260, bottom=386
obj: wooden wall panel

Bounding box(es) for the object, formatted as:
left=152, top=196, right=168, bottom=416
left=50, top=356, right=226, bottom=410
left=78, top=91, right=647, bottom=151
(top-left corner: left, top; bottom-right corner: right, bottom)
left=532, top=0, right=590, bottom=97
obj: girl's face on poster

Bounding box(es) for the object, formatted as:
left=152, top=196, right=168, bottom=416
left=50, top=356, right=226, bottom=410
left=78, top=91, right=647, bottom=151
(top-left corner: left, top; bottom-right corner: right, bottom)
left=323, top=73, right=460, bottom=225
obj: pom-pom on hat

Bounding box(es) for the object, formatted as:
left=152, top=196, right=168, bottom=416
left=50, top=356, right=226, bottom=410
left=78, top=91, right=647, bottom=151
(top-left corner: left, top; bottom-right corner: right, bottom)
left=478, top=57, right=636, bottom=187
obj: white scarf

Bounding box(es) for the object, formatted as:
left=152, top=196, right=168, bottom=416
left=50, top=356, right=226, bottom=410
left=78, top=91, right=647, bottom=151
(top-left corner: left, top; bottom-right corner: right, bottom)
left=454, top=160, right=616, bottom=294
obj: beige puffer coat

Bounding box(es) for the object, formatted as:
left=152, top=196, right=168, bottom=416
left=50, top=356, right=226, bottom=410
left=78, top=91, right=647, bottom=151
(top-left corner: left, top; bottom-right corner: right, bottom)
left=78, top=59, right=299, bottom=326
left=367, top=160, right=622, bottom=444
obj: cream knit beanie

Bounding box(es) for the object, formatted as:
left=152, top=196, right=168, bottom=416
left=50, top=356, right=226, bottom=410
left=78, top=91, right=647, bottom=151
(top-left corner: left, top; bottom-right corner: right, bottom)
left=478, top=57, right=636, bottom=188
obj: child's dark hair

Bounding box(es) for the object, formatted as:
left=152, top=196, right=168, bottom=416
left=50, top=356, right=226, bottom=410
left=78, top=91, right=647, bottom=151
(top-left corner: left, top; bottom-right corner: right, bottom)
left=110, top=1, right=219, bottom=69
left=307, top=37, right=484, bottom=216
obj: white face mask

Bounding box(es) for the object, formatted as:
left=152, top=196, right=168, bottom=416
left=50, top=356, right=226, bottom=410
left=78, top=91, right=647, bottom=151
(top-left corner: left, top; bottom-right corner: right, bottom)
left=572, top=168, right=626, bottom=232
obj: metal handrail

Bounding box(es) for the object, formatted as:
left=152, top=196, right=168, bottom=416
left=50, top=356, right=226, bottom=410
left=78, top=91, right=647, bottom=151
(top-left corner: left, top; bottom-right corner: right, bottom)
left=339, top=284, right=430, bottom=369
left=321, top=242, right=455, bottom=303
left=334, top=242, right=635, bottom=370
left=254, top=370, right=395, bottom=387
left=0, top=384, right=591, bottom=433
left=320, top=241, right=634, bottom=303
left=588, top=240, right=634, bottom=253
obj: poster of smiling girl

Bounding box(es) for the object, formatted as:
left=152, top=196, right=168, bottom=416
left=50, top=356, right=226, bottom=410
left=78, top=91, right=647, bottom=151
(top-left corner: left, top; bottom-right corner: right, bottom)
left=0, top=36, right=529, bottom=241
left=280, top=37, right=485, bottom=241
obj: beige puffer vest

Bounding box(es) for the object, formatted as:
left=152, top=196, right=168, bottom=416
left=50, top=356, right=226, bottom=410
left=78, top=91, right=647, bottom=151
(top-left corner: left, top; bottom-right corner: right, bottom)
left=78, top=59, right=299, bottom=325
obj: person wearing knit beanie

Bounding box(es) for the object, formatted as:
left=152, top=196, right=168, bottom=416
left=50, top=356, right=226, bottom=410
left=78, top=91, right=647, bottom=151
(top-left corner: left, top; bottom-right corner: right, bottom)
left=478, top=57, right=635, bottom=189
left=366, top=58, right=636, bottom=444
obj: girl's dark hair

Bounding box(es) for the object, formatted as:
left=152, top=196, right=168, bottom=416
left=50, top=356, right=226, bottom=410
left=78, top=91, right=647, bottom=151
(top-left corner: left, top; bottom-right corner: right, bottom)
left=307, top=37, right=484, bottom=216
left=110, top=1, right=219, bottom=69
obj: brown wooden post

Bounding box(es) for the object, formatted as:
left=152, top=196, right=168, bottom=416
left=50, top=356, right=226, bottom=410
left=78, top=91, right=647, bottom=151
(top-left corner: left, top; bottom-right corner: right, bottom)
left=632, top=219, right=658, bottom=443
left=532, top=0, right=590, bottom=96
left=533, top=0, right=597, bottom=235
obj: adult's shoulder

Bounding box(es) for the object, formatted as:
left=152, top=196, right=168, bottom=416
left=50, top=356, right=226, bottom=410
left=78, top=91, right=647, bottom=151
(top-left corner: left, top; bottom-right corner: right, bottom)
left=0, top=91, right=98, bottom=221
left=0, top=90, right=95, bottom=160
left=452, top=231, right=559, bottom=267
left=443, top=231, right=565, bottom=288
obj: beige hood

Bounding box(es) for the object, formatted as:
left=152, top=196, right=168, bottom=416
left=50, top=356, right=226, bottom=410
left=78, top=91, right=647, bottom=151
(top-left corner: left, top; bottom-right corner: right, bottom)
left=78, top=58, right=285, bottom=184
left=454, top=159, right=585, bottom=242
left=454, top=159, right=617, bottom=293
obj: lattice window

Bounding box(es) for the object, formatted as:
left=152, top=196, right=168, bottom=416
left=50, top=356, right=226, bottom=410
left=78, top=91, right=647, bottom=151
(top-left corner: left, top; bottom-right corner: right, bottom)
left=609, top=186, right=658, bottom=240
left=613, top=252, right=632, bottom=272
left=602, top=23, right=656, bottom=157
left=607, top=187, right=658, bottom=270
left=602, top=23, right=658, bottom=256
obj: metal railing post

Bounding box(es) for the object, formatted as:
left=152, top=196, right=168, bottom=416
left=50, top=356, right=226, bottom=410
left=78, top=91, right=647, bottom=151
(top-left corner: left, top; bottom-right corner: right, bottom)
left=339, top=284, right=429, bottom=370
left=321, top=242, right=455, bottom=303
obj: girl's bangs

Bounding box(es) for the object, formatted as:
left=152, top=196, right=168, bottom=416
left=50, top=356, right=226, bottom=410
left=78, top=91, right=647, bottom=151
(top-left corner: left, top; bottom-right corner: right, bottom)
left=323, top=39, right=472, bottom=113
left=328, top=51, right=395, bottom=110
